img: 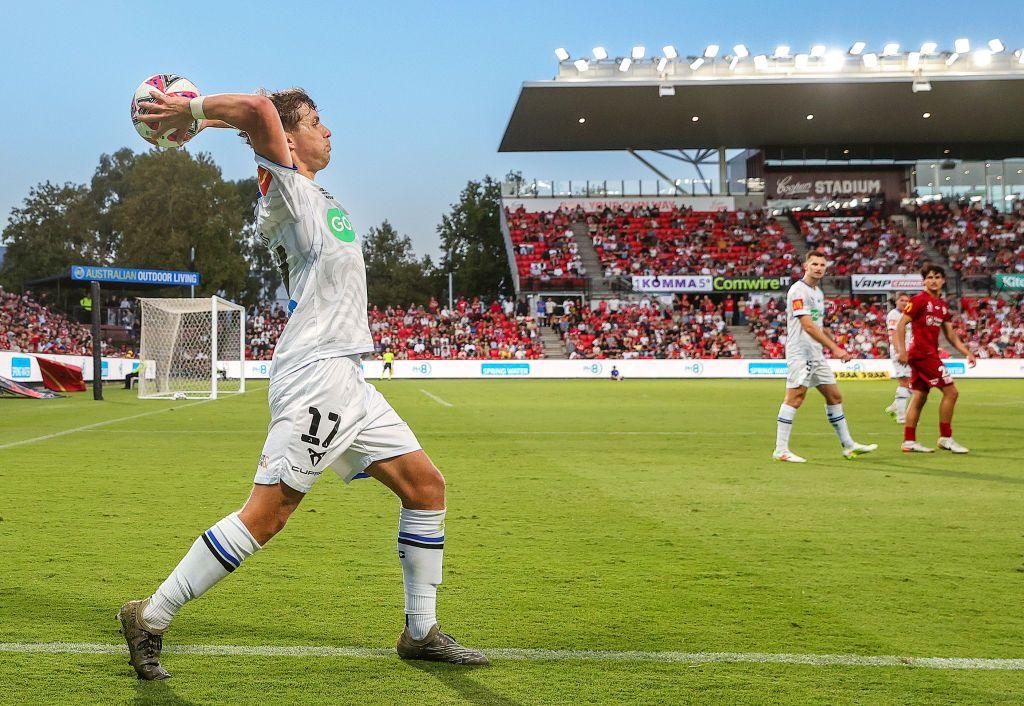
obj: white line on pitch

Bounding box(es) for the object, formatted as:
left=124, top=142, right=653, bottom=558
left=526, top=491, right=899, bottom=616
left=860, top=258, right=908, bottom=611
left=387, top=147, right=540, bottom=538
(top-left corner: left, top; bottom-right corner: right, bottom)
left=0, top=398, right=221, bottom=451
left=0, top=642, right=1020, bottom=670
left=419, top=389, right=454, bottom=407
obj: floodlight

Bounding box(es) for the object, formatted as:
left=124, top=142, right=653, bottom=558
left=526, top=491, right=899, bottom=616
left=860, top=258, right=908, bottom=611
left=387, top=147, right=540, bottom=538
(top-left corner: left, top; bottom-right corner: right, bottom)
left=663, top=45, right=678, bottom=59
left=849, top=41, right=866, bottom=55
left=922, top=112, right=932, bottom=118
left=973, top=49, right=992, bottom=66
left=657, top=57, right=668, bottom=72
left=954, top=38, right=970, bottom=53
left=631, top=45, right=646, bottom=59
left=882, top=43, right=899, bottom=56
left=554, top=48, right=570, bottom=61
left=704, top=44, right=719, bottom=58
left=573, top=59, right=589, bottom=72
left=823, top=50, right=845, bottom=70
left=810, top=44, right=826, bottom=58
left=592, top=46, right=608, bottom=60
left=988, top=39, right=1004, bottom=53
left=862, top=53, right=879, bottom=68
left=805, top=114, right=814, bottom=120
left=908, top=51, right=921, bottom=69
left=753, top=54, right=769, bottom=70
left=733, top=44, right=749, bottom=58
left=773, top=45, right=790, bottom=59
left=795, top=53, right=809, bottom=69
left=920, top=42, right=937, bottom=55
left=691, top=115, right=699, bottom=122
left=618, top=57, right=632, bottom=72
left=729, top=56, right=740, bottom=71
left=1019, top=50, right=1024, bottom=65
left=689, top=57, right=704, bottom=70
left=945, top=52, right=960, bottom=66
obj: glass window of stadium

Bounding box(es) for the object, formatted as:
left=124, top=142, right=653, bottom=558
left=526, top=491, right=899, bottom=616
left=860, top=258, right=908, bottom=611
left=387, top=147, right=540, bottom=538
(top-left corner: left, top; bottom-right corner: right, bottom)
left=913, top=159, right=1024, bottom=206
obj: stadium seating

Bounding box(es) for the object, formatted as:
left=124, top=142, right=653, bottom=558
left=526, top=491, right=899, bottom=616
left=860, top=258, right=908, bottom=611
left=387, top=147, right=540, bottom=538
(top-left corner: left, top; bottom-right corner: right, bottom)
left=246, top=303, right=289, bottom=360
left=552, top=295, right=740, bottom=359
left=505, top=207, right=587, bottom=290
left=583, top=205, right=796, bottom=278
left=793, top=210, right=926, bottom=274
left=908, top=199, right=1024, bottom=276
left=0, top=286, right=94, bottom=355
left=746, top=295, right=893, bottom=359
left=368, top=298, right=545, bottom=360
left=954, top=295, right=1024, bottom=358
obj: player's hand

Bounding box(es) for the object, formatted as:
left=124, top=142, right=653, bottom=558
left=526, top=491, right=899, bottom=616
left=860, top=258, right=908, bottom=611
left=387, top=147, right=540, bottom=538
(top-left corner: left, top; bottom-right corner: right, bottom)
left=136, top=90, right=194, bottom=133
left=897, top=352, right=909, bottom=365
left=836, top=348, right=853, bottom=363
left=967, top=353, right=977, bottom=367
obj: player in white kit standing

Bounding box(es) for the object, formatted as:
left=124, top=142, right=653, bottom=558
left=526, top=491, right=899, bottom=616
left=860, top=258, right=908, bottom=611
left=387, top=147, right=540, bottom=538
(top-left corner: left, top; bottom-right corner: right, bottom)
left=884, top=292, right=913, bottom=423
left=118, top=87, right=487, bottom=679
left=773, top=251, right=878, bottom=463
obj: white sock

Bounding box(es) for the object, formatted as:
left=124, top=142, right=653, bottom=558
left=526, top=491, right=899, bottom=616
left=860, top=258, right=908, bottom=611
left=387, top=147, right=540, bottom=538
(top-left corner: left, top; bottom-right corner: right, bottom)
left=143, top=512, right=261, bottom=631
left=895, top=386, right=911, bottom=418
left=826, top=404, right=855, bottom=448
left=398, top=507, right=445, bottom=640
left=776, top=404, right=797, bottom=452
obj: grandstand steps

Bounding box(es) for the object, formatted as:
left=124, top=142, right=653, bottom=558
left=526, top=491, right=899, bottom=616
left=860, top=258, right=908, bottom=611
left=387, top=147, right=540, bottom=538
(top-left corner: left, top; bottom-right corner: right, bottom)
left=538, top=326, right=568, bottom=359
left=780, top=217, right=809, bottom=262
left=901, top=216, right=951, bottom=273
left=729, top=326, right=761, bottom=358
left=569, top=222, right=614, bottom=297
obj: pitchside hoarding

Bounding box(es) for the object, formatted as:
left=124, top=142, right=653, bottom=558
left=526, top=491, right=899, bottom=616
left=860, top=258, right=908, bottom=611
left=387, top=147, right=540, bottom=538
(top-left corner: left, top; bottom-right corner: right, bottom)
left=632, top=275, right=791, bottom=292
left=851, top=273, right=924, bottom=293
left=995, top=274, right=1024, bottom=291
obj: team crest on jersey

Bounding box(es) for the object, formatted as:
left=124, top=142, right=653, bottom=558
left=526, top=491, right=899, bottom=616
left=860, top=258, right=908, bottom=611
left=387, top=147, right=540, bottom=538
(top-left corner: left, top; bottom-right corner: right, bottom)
left=257, top=166, right=273, bottom=196
left=793, top=298, right=804, bottom=310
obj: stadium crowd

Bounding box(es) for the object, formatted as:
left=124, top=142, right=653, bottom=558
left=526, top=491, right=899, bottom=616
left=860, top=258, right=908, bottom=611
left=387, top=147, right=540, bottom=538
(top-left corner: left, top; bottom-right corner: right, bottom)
left=504, top=207, right=586, bottom=290
left=907, top=198, right=1024, bottom=276
left=1, top=286, right=95, bottom=356
left=746, top=295, right=893, bottom=359
left=548, top=294, right=740, bottom=359
left=793, top=211, right=926, bottom=275
left=954, top=295, right=1024, bottom=358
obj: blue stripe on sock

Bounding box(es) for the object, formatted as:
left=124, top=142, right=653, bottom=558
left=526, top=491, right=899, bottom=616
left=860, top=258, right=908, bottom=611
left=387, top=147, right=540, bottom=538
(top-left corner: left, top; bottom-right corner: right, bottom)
left=205, top=529, right=240, bottom=567
left=398, top=531, right=445, bottom=543
left=777, top=418, right=793, bottom=424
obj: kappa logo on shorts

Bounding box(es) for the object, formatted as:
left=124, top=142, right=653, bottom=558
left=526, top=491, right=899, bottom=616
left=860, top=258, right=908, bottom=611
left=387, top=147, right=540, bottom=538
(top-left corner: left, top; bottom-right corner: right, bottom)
left=307, top=448, right=326, bottom=466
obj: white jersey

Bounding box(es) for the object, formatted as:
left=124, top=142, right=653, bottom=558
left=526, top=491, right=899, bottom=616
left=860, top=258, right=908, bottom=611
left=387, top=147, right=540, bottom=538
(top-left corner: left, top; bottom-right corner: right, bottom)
left=255, top=154, right=374, bottom=379
left=886, top=308, right=912, bottom=360
left=785, top=279, right=826, bottom=361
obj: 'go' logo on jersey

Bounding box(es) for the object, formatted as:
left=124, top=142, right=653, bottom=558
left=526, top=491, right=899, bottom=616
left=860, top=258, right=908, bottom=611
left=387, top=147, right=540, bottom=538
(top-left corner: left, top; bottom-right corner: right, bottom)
left=326, top=208, right=356, bottom=243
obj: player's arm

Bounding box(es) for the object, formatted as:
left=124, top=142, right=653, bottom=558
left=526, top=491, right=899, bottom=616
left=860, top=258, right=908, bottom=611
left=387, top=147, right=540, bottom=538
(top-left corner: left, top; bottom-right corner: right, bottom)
left=941, top=321, right=977, bottom=367
left=894, top=313, right=912, bottom=364
left=137, top=91, right=291, bottom=166
left=799, top=315, right=851, bottom=362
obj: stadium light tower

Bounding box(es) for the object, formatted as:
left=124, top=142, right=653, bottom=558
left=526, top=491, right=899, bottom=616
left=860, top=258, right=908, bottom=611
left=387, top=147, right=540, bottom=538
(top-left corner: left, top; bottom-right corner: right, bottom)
left=554, top=48, right=569, bottom=61
left=592, top=46, right=608, bottom=60
left=849, top=41, right=866, bottom=55
left=954, top=38, right=970, bottom=53
left=662, top=45, right=678, bottom=59
left=920, top=41, right=938, bottom=55
left=988, top=38, right=1005, bottom=53
left=704, top=44, right=719, bottom=58
left=733, top=44, right=749, bottom=58
left=631, top=45, right=645, bottom=60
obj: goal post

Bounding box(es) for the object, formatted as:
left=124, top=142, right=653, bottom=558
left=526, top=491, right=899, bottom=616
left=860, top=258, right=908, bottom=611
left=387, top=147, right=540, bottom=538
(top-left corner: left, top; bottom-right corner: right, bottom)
left=138, top=296, right=246, bottom=400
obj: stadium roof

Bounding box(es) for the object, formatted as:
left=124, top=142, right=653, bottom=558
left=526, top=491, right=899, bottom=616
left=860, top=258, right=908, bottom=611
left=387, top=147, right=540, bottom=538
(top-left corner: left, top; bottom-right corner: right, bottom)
left=499, top=68, right=1024, bottom=160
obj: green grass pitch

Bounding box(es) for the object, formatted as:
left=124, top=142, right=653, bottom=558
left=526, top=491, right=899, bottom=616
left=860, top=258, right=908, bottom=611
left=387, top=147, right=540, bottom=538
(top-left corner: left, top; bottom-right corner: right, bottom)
left=1, top=378, right=1022, bottom=704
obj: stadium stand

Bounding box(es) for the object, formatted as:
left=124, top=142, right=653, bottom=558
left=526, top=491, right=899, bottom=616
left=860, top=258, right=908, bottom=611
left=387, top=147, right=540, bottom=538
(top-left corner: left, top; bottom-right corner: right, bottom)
left=583, top=205, right=796, bottom=279
left=907, top=199, right=1024, bottom=276
left=246, top=303, right=289, bottom=360
left=368, top=297, right=545, bottom=360
left=746, top=295, right=894, bottom=359
left=793, top=209, right=927, bottom=274
left=955, top=295, right=1024, bottom=358
left=504, top=206, right=587, bottom=290
left=551, top=295, right=740, bottom=359
left=0, top=286, right=95, bottom=355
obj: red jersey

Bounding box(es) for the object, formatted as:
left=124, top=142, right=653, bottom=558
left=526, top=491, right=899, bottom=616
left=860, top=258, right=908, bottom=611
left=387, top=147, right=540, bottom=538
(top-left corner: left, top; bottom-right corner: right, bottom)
left=904, top=291, right=950, bottom=360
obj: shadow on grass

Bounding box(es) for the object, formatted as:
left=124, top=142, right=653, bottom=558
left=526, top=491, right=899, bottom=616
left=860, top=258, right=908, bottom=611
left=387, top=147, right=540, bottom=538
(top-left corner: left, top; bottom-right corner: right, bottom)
left=132, top=679, right=201, bottom=706
left=866, top=460, right=1024, bottom=486
left=407, top=660, right=523, bottom=706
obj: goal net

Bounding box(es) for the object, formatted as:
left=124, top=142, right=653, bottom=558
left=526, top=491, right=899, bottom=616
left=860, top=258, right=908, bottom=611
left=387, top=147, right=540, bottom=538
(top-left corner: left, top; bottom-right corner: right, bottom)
left=138, top=296, right=246, bottom=400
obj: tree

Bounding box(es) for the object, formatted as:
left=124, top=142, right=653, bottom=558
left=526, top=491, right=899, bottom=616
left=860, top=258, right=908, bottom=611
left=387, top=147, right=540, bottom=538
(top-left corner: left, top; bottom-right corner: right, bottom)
left=233, top=177, right=282, bottom=306
left=436, top=176, right=512, bottom=299
left=362, top=220, right=438, bottom=306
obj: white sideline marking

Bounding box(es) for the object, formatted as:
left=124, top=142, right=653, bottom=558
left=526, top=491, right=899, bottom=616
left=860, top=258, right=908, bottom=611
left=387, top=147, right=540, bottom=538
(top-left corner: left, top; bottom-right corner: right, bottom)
left=0, top=642, right=1021, bottom=670
left=0, top=398, right=217, bottom=451
left=419, top=389, right=454, bottom=407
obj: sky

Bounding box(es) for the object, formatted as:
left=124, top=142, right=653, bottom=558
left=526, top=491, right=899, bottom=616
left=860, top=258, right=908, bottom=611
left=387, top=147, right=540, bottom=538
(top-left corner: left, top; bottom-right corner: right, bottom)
left=1, top=0, right=1022, bottom=257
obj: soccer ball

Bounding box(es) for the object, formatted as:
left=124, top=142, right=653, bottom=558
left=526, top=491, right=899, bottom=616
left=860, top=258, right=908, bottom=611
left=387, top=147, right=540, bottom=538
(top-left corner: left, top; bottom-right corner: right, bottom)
left=132, top=74, right=201, bottom=148
left=172, top=392, right=187, bottom=400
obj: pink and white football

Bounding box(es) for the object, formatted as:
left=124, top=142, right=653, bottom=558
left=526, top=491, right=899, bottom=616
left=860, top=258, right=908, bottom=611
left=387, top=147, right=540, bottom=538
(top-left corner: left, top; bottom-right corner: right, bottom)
left=131, top=74, right=201, bottom=148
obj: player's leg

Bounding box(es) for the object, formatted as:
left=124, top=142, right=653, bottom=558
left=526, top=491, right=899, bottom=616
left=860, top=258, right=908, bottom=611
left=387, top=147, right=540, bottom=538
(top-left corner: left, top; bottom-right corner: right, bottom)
left=936, top=383, right=969, bottom=453
left=774, top=378, right=806, bottom=462
left=817, top=381, right=876, bottom=458
left=389, top=363, right=394, bottom=380
left=902, top=383, right=934, bottom=452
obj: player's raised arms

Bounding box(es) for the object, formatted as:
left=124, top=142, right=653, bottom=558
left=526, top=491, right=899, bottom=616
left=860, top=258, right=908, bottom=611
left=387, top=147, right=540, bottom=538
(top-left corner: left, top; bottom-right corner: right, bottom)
left=136, top=92, right=291, bottom=167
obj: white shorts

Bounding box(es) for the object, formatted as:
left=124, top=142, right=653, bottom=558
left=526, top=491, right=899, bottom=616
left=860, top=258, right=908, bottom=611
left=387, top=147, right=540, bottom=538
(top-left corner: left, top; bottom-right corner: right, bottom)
left=786, top=359, right=837, bottom=389
left=255, top=355, right=421, bottom=494
left=891, top=359, right=912, bottom=379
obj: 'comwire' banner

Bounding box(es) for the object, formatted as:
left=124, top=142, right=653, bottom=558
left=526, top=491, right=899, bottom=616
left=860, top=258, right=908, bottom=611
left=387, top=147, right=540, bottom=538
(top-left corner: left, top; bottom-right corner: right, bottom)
left=632, top=275, right=791, bottom=292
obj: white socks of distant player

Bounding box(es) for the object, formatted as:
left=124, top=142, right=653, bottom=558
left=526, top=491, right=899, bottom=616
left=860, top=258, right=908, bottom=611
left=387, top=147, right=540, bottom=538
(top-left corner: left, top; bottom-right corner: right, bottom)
left=893, top=386, right=911, bottom=418
left=398, top=507, right=445, bottom=640
left=826, top=404, right=855, bottom=448
left=775, top=404, right=797, bottom=452
left=142, top=512, right=262, bottom=631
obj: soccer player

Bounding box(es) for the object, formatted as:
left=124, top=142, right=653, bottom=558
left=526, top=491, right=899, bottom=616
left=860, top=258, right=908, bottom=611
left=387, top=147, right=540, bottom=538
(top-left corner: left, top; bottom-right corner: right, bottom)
left=773, top=251, right=877, bottom=463
left=894, top=264, right=976, bottom=453
left=884, top=292, right=913, bottom=423
left=381, top=348, right=395, bottom=380
left=119, top=87, right=487, bottom=680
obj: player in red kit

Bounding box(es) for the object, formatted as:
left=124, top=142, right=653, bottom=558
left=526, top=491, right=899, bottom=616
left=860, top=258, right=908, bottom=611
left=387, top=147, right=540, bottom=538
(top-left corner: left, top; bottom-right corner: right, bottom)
left=894, top=264, right=976, bottom=453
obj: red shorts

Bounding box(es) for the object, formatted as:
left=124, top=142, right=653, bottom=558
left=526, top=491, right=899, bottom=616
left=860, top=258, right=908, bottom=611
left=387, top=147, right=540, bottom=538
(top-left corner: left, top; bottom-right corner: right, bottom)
left=909, top=356, right=954, bottom=392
